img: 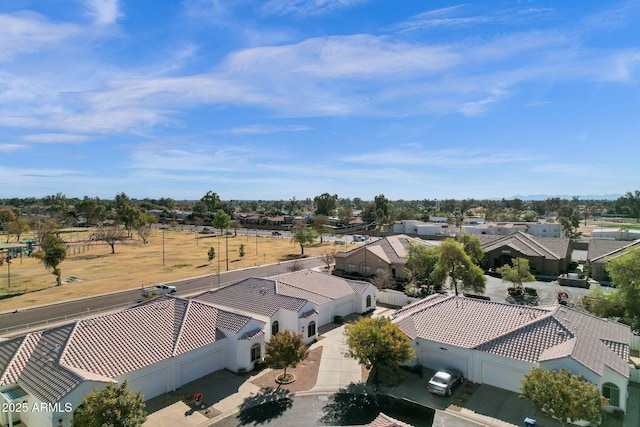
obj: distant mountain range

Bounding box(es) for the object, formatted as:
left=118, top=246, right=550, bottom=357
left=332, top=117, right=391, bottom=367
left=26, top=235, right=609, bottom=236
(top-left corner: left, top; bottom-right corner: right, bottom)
left=505, top=194, right=623, bottom=201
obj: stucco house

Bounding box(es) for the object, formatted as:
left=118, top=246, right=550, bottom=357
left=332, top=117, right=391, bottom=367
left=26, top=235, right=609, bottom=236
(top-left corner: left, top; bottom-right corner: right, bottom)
left=477, top=232, right=572, bottom=277
left=463, top=222, right=561, bottom=238
left=0, top=297, right=264, bottom=427
left=587, top=239, right=640, bottom=282
left=393, top=295, right=632, bottom=413
left=333, top=234, right=440, bottom=281
left=193, top=270, right=376, bottom=343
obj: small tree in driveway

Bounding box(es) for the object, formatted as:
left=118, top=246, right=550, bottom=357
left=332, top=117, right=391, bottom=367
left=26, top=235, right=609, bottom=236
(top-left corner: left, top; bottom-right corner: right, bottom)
left=520, top=367, right=606, bottom=426
left=344, top=317, right=414, bottom=386
left=264, top=331, right=308, bottom=383
left=73, top=380, right=147, bottom=426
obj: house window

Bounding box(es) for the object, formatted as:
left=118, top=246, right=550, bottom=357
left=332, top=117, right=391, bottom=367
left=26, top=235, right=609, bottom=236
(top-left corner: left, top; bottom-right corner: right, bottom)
left=250, top=344, right=261, bottom=362
left=366, top=295, right=372, bottom=308
left=271, top=321, right=279, bottom=336
left=361, top=264, right=370, bottom=275
left=308, top=321, right=316, bottom=338
left=347, top=264, right=356, bottom=272
left=603, top=383, right=620, bottom=407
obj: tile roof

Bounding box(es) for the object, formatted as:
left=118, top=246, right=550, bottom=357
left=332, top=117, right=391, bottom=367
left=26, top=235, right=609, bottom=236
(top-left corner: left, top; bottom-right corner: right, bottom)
left=393, top=295, right=631, bottom=378
left=19, top=324, right=84, bottom=403
left=0, top=297, right=253, bottom=403
left=368, top=412, right=413, bottom=427
left=345, top=279, right=371, bottom=294
left=335, top=234, right=439, bottom=265
left=0, top=333, right=40, bottom=387
left=273, top=270, right=369, bottom=303
left=477, top=232, right=570, bottom=261
left=194, top=277, right=309, bottom=317
left=394, top=295, right=549, bottom=346
left=588, top=239, right=640, bottom=262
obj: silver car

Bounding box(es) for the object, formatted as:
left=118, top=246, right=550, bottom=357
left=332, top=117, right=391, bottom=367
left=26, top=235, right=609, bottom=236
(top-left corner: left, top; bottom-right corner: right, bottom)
left=427, top=369, right=463, bottom=396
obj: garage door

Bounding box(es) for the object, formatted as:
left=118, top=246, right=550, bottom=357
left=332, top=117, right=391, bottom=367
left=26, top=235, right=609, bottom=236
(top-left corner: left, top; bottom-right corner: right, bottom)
left=420, top=348, right=469, bottom=377
left=179, top=350, right=224, bottom=386
left=129, top=369, right=168, bottom=401
left=480, top=361, right=525, bottom=393
left=316, top=304, right=332, bottom=326
left=335, top=300, right=353, bottom=317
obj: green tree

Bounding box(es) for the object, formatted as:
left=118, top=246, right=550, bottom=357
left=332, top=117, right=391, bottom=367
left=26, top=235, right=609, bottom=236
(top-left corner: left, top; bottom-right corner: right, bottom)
left=497, top=257, right=535, bottom=290
left=73, top=380, right=147, bottom=427
left=33, top=220, right=67, bottom=286
left=134, top=212, right=156, bottom=244
left=314, top=193, right=338, bottom=216
left=520, top=368, right=606, bottom=426
left=456, top=233, right=484, bottom=265
left=344, top=317, right=414, bottom=386
left=312, top=214, right=330, bottom=243
left=0, top=208, right=16, bottom=231
left=213, top=209, right=231, bottom=271
left=431, top=239, right=486, bottom=296
left=208, top=246, right=215, bottom=262
left=75, top=197, right=106, bottom=226
left=589, top=248, right=640, bottom=332
left=623, top=190, right=640, bottom=222
left=114, top=192, right=137, bottom=237
left=404, top=243, right=439, bottom=287
left=239, top=243, right=245, bottom=259
left=337, top=206, right=353, bottom=227
left=4, top=218, right=30, bottom=243
left=264, top=331, right=308, bottom=382
left=558, top=199, right=580, bottom=238
left=292, top=227, right=317, bottom=255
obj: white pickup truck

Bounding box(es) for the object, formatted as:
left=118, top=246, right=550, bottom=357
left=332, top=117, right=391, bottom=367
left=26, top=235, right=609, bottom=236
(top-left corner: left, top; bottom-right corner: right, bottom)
left=142, top=284, right=177, bottom=297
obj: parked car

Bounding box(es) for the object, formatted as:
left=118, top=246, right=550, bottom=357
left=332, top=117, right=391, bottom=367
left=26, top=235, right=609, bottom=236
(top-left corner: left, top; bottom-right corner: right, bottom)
left=142, top=284, right=177, bottom=297
left=427, top=369, right=463, bottom=396
left=271, top=231, right=282, bottom=236
left=201, top=227, right=213, bottom=234
left=486, top=268, right=501, bottom=277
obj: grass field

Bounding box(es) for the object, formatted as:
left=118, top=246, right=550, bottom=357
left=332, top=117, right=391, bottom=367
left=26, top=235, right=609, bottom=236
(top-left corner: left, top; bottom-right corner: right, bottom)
left=0, top=228, right=344, bottom=312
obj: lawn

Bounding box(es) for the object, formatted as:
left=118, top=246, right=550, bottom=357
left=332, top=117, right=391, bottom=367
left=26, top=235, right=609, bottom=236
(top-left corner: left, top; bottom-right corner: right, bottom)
left=0, top=228, right=344, bottom=312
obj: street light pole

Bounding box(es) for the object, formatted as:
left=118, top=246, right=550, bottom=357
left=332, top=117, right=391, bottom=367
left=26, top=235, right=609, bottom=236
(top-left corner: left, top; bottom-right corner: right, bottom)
left=6, top=255, right=10, bottom=288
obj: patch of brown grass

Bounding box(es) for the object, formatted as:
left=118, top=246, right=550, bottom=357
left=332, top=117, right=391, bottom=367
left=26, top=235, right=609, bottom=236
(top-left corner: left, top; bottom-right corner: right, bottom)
left=0, top=229, right=344, bottom=311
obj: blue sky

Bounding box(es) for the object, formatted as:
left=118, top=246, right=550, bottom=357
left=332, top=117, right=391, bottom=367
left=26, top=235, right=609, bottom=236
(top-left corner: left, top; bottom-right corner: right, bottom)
left=1, top=1, right=639, bottom=201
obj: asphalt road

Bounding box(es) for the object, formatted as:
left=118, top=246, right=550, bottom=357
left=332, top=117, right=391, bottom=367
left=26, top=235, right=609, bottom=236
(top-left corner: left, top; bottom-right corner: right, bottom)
left=0, top=257, right=324, bottom=336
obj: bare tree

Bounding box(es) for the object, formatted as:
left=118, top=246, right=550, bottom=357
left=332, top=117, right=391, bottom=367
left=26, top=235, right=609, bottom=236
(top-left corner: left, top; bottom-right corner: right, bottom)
left=370, top=270, right=395, bottom=290
left=321, top=251, right=335, bottom=271
left=288, top=260, right=303, bottom=272
left=95, top=225, right=128, bottom=254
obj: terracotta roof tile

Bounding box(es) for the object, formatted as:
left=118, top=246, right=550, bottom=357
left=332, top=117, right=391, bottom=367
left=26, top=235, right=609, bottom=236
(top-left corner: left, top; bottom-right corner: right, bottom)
left=273, top=270, right=367, bottom=303
left=1, top=297, right=254, bottom=403
left=194, top=277, right=308, bottom=316
left=0, top=333, right=40, bottom=387
left=394, top=296, right=631, bottom=379
left=368, top=412, right=413, bottom=427
left=394, top=296, right=548, bottom=348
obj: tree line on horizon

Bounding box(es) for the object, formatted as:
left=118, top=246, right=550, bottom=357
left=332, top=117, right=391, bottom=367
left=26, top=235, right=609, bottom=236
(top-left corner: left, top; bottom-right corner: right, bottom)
left=1, top=190, right=639, bottom=236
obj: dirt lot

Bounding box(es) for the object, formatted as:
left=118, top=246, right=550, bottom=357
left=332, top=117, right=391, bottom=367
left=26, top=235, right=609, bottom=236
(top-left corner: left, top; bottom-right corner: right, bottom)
left=0, top=228, right=343, bottom=312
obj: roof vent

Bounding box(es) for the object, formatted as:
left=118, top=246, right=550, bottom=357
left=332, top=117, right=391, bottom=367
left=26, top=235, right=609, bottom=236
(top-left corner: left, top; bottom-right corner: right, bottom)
left=259, top=287, right=267, bottom=296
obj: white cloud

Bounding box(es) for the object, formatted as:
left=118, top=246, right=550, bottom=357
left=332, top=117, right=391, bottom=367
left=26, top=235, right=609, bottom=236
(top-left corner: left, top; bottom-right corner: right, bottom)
left=0, top=11, right=79, bottom=62
left=223, top=124, right=312, bottom=135
left=263, top=0, right=368, bottom=17
left=0, top=144, right=25, bottom=153
left=85, top=0, right=122, bottom=25
left=22, top=133, right=91, bottom=143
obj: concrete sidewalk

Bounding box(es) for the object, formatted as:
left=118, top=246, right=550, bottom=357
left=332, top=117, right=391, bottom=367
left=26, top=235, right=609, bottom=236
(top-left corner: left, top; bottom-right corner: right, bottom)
left=307, top=323, right=362, bottom=393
